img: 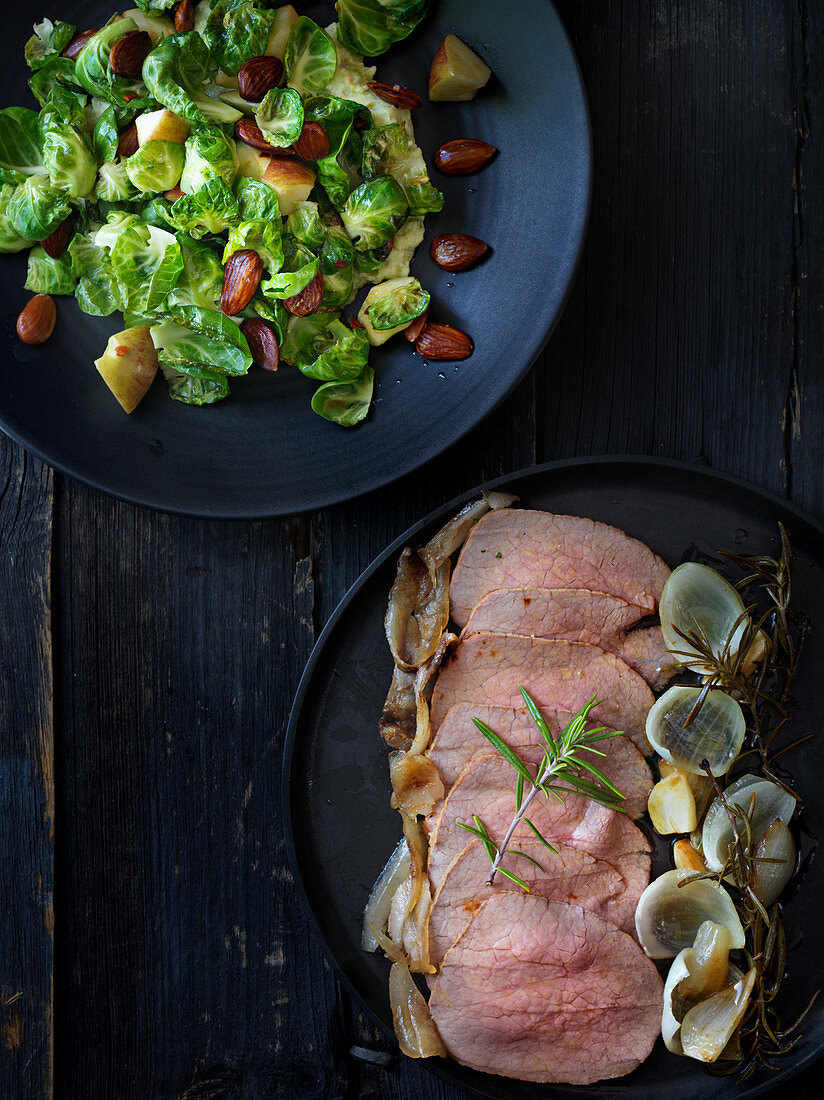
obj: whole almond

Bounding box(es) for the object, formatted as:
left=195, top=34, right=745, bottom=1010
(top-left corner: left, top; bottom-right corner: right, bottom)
left=109, top=30, right=153, bottom=79
left=221, top=250, right=264, bottom=316
left=238, top=56, right=285, bottom=102
left=117, top=122, right=139, bottom=160
left=164, top=186, right=185, bottom=202
left=293, top=122, right=331, bottom=162
left=234, top=119, right=294, bottom=156
left=42, top=216, right=74, bottom=260
left=404, top=307, right=428, bottom=343
left=366, top=81, right=422, bottom=109
left=283, top=271, right=325, bottom=316
left=62, top=28, right=98, bottom=61
left=240, top=318, right=280, bottom=372
left=174, top=0, right=195, bottom=33
left=430, top=233, right=488, bottom=272
left=415, top=322, right=473, bottom=360
left=17, top=295, right=57, bottom=346
left=434, top=138, right=497, bottom=175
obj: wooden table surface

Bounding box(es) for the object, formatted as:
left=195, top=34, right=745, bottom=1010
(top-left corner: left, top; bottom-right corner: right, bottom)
left=3, top=1, right=824, bottom=1097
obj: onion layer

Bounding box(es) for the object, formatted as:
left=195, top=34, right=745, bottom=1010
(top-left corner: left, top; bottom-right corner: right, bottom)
left=389, top=959, right=446, bottom=1059
left=753, top=818, right=796, bottom=906
left=635, top=869, right=745, bottom=958
left=681, top=967, right=756, bottom=1063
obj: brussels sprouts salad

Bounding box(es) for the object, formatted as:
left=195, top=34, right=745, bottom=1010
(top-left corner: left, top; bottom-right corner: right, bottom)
left=0, top=1, right=492, bottom=425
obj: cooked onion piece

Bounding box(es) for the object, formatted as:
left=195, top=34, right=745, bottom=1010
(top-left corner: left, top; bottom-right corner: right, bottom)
left=679, top=921, right=731, bottom=1001
left=680, top=967, right=756, bottom=1063
left=753, top=818, right=797, bottom=906
left=659, top=563, right=749, bottom=670
left=635, top=869, right=745, bottom=958
left=379, top=665, right=417, bottom=749
left=646, top=686, right=745, bottom=776
left=662, top=951, right=692, bottom=1053
left=702, top=777, right=796, bottom=872
left=385, top=549, right=450, bottom=671
left=362, top=839, right=411, bottom=952
left=648, top=773, right=697, bottom=835
left=418, top=491, right=517, bottom=572
left=389, top=959, right=447, bottom=1059
left=390, top=751, right=445, bottom=818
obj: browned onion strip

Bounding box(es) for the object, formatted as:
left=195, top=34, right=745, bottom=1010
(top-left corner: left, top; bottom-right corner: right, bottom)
left=390, top=752, right=445, bottom=819
left=385, top=550, right=450, bottom=672
left=408, top=632, right=457, bottom=757
left=379, top=665, right=417, bottom=749
left=402, top=880, right=434, bottom=971
left=362, top=838, right=411, bottom=953
left=389, top=959, right=447, bottom=1059
left=419, top=491, right=517, bottom=573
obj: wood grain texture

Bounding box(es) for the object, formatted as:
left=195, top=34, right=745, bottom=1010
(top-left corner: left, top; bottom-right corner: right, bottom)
left=0, top=439, right=53, bottom=1100
left=3, top=0, right=823, bottom=1097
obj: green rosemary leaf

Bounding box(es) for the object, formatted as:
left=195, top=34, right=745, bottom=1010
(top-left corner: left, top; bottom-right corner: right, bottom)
left=515, top=772, right=524, bottom=811
left=497, top=866, right=530, bottom=892
left=570, top=756, right=625, bottom=799
left=577, top=729, right=625, bottom=744
left=457, top=818, right=498, bottom=862
left=519, top=686, right=557, bottom=756
left=509, top=848, right=546, bottom=872
left=557, top=772, right=624, bottom=806
left=523, top=818, right=557, bottom=851
left=472, top=718, right=535, bottom=784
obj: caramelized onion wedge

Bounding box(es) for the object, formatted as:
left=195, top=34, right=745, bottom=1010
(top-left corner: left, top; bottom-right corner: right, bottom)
left=390, top=751, right=445, bottom=818
left=681, top=968, right=756, bottom=1063
left=635, top=869, right=745, bottom=958
left=389, top=959, right=446, bottom=1059
left=702, top=777, right=796, bottom=872
left=679, top=920, right=731, bottom=1001
left=385, top=549, right=450, bottom=671
left=753, top=818, right=796, bottom=906
left=362, top=838, right=410, bottom=952
left=419, top=491, right=517, bottom=572
left=379, top=665, right=417, bottom=749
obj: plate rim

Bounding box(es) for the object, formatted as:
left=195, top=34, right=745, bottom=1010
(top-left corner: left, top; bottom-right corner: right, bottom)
left=0, top=0, right=592, bottom=520
left=282, top=454, right=824, bottom=1098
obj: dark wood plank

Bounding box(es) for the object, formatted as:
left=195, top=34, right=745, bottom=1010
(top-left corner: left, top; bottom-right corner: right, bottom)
left=0, top=440, right=53, bottom=1099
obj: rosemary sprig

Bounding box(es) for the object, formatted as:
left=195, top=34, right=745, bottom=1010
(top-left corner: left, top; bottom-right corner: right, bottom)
left=667, top=527, right=813, bottom=1079
left=457, top=689, right=626, bottom=890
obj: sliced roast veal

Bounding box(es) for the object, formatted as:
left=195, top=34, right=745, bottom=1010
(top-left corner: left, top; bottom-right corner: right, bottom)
left=429, top=893, right=663, bottom=1084
left=426, top=754, right=652, bottom=891
left=462, top=587, right=675, bottom=689
left=427, top=703, right=652, bottom=816
left=429, top=633, right=654, bottom=751
left=429, top=837, right=649, bottom=965
left=449, top=509, right=671, bottom=628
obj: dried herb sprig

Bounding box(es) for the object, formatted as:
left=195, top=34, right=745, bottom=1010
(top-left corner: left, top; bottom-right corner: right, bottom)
left=667, top=527, right=813, bottom=1079
left=457, top=689, right=626, bottom=890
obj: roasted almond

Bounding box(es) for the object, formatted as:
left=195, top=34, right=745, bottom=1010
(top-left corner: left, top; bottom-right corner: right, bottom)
left=415, top=322, right=473, bottom=360
left=109, top=30, right=153, bottom=79
left=221, top=250, right=264, bottom=316
left=283, top=270, right=325, bottom=316
left=366, top=81, right=422, bottom=109
left=234, top=118, right=294, bottom=155
left=404, top=307, right=428, bottom=343
left=237, top=55, right=285, bottom=102
left=41, top=216, right=74, bottom=260
left=241, top=318, right=280, bottom=372
left=434, top=138, right=497, bottom=175
left=430, top=233, right=488, bottom=272
left=61, top=28, right=98, bottom=61
left=117, top=122, right=139, bottom=160
left=293, top=122, right=331, bottom=162
left=174, top=0, right=195, bottom=33
left=164, top=186, right=185, bottom=202
left=17, top=295, right=57, bottom=346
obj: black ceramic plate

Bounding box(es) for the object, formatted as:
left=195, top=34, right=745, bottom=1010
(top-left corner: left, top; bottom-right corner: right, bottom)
left=0, top=0, right=590, bottom=517
left=284, top=457, right=824, bottom=1099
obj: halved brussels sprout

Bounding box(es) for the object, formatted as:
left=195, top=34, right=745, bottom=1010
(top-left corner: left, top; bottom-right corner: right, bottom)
left=284, top=17, right=337, bottom=98
left=25, top=245, right=76, bottom=295
left=180, top=126, right=239, bottom=195
left=342, top=176, right=408, bottom=250
left=126, top=140, right=186, bottom=194
left=256, top=87, right=304, bottom=147
left=336, top=0, right=429, bottom=58
left=311, top=367, right=374, bottom=427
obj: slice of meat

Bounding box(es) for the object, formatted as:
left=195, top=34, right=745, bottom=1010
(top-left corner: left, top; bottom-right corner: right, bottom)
left=429, top=633, right=654, bottom=751
left=429, top=837, right=649, bottom=965
left=449, top=509, right=671, bottom=628
left=429, top=893, right=663, bottom=1084
left=461, top=587, right=675, bottom=690
left=427, top=703, right=652, bottom=817
left=426, top=754, right=652, bottom=891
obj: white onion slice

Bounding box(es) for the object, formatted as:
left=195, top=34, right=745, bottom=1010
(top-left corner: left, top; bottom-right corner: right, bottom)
left=753, top=818, right=796, bottom=906
left=659, top=563, right=749, bottom=671
left=681, top=967, right=756, bottom=1062
left=389, top=959, right=446, bottom=1059
left=635, top=869, right=745, bottom=958
left=702, top=778, right=796, bottom=872
left=362, top=839, right=410, bottom=952
left=646, top=686, right=745, bottom=777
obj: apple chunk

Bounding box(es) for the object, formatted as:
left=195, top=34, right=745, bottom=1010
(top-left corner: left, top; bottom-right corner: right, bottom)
left=429, top=34, right=491, bottom=102
left=262, top=159, right=316, bottom=215
left=265, top=5, right=299, bottom=59
left=235, top=142, right=270, bottom=181
left=95, top=326, right=159, bottom=413
left=121, top=8, right=174, bottom=42
left=135, top=109, right=189, bottom=147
